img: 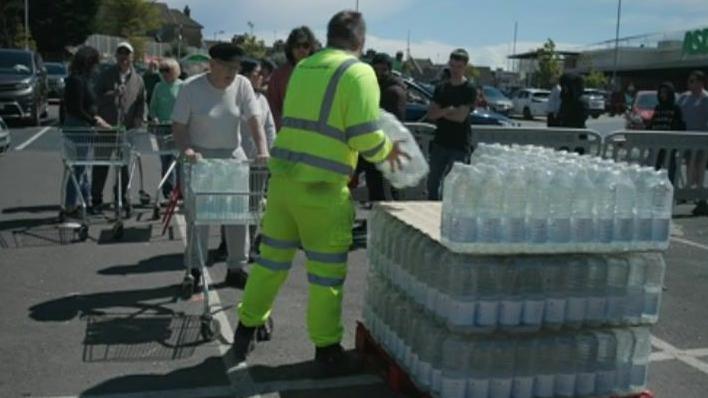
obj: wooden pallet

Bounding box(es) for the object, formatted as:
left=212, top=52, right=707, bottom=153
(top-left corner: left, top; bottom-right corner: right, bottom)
left=355, top=321, right=654, bottom=398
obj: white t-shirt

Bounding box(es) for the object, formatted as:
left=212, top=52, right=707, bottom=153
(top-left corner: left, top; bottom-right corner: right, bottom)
left=172, top=73, right=260, bottom=156
left=239, top=93, right=276, bottom=159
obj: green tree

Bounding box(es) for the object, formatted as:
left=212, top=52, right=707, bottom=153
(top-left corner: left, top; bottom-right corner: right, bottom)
left=585, top=69, right=608, bottom=89
left=535, top=38, right=562, bottom=89
left=97, top=0, right=160, bottom=60
left=233, top=33, right=267, bottom=59
left=0, top=0, right=26, bottom=48
left=465, top=64, right=480, bottom=82
left=30, top=0, right=100, bottom=59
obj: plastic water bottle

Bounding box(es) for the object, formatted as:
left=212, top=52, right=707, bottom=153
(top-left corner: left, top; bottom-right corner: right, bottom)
left=377, top=110, right=430, bottom=188
left=650, top=170, right=673, bottom=242
left=595, top=331, right=618, bottom=395
left=446, top=256, right=477, bottom=332
left=548, top=167, right=574, bottom=246
left=458, top=165, right=482, bottom=243
left=595, top=169, right=616, bottom=243
left=441, top=164, right=463, bottom=241
left=626, top=256, right=647, bottom=323
left=634, top=169, right=655, bottom=243
left=585, top=257, right=608, bottom=327
left=606, top=257, right=629, bottom=326
left=512, top=339, right=535, bottom=398
left=565, top=257, right=587, bottom=328
left=642, top=254, right=665, bottom=323
left=630, top=328, right=651, bottom=390
left=490, top=341, right=515, bottom=398
left=503, top=166, right=527, bottom=244
left=516, top=258, right=544, bottom=332
left=554, top=336, right=577, bottom=397
left=543, top=258, right=567, bottom=330
left=476, top=257, right=502, bottom=331
left=571, top=170, right=596, bottom=249
left=467, top=340, right=493, bottom=398
left=613, top=329, right=634, bottom=394
left=477, top=166, right=504, bottom=243
left=575, top=332, right=597, bottom=397
left=533, top=338, right=556, bottom=398
left=613, top=170, right=637, bottom=244
left=440, top=335, right=469, bottom=398
left=499, top=261, right=523, bottom=330
left=526, top=167, right=552, bottom=245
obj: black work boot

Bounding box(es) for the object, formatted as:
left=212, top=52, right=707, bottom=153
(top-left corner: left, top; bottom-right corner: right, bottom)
left=314, top=344, right=363, bottom=378
left=232, top=322, right=257, bottom=362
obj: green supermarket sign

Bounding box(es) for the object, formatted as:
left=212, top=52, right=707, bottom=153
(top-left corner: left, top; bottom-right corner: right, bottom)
left=683, top=28, right=708, bottom=55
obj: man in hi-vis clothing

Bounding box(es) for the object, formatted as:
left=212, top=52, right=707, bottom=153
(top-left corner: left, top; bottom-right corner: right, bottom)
left=233, top=10, right=407, bottom=375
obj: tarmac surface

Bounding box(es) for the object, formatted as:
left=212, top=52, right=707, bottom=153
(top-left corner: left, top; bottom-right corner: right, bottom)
left=1, top=109, right=707, bottom=397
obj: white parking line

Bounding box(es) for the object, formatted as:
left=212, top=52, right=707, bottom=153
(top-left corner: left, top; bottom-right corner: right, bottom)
left=651, top=335, right=708, bottom=375
left=14, top=126, right=52, bottom=151
left=671, top=236, right=708, bottom=252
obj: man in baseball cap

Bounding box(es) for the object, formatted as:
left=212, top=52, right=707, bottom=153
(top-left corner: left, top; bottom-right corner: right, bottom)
left=116, top=41, right=134, bottom=54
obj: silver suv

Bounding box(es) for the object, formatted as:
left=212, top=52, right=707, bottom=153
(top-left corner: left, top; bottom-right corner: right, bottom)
left=0, top=48, right=49, bottom=126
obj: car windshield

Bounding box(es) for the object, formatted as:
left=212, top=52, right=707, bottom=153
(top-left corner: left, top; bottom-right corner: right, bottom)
left=45, top=63, right=66, bottom=75
left=0, top=51, right=32, bottom=75
left=532, top=92, right=550, bottom=99
left=636, top=94, right=658, bottom=109
left=584, top=90, right=603, bottom=97
left=483, top=86, right=508, bottom=101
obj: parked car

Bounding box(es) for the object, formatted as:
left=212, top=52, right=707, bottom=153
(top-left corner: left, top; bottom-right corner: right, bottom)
left=0, top=48, right=48, bottom=126
left=511, top=88, right=550, bottom=119
left=582, top=89, right=606, bottom=119
left=625, top=90, right=658, bottom=130
left=0, top=116, right=9, bottom=154
left=402, top=79, right=517, bottom=126
left=45, top=62, right=68, bottom=100
left=482, top=85, right=514, bottom=115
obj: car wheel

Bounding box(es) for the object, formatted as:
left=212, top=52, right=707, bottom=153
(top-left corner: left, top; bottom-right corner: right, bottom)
left=523, top=107, right=533, bottom=120
left=591, top=114, right=600, bottom=119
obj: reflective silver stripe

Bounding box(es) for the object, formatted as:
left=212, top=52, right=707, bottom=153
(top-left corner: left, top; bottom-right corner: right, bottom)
left=319, top=58, right=359, bottom=125
left=271, top=147, right=353, bottom=175
left=345, top=120, right=381, bottom=140
left=256, top=257, right=292, bottom=271
left=305, top=250, right=348, bottom=263
left=360, top=139, right=387, bottom=159
left=282, top=117, right=347, bottom=143
left=308, top=273, right=345, bottom=287
left=261, top=235, right=299, bottom=250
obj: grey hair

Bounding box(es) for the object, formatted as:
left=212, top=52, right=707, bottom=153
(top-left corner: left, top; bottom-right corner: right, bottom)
left=160, top=58, right=181, bottom=76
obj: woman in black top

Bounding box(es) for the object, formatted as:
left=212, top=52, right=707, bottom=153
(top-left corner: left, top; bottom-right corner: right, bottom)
left=650, top=82, right=685, bottom=183
left=62, top=46, right=110, bottom=214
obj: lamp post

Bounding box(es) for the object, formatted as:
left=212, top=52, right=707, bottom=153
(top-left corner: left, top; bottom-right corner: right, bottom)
left=611, top=0, right=622, bottom=88
left=24, top=0, right=29, bottom=49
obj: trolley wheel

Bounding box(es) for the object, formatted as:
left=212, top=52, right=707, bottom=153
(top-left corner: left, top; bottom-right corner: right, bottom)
left=180, top=276, right=195, bottom=300
left=112, top=221, right=124, bottom=240
left=200, top=316, right=219, bottom=341
left=139, top=190, right=151, bottom=206
left=78, top=225, right=89, bottom=241
left=152, top=207, right=161, bottom=220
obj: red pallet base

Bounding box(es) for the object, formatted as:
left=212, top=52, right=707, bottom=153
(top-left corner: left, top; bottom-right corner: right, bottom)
left=355, top=321, right=653, bottom=398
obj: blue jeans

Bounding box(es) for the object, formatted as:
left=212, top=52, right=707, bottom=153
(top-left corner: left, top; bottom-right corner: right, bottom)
left=426, top=142, right=469, bottom=200
left=63, top=117, right=91, bottom=208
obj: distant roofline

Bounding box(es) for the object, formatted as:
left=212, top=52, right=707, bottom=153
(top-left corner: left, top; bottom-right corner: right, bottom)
left=508, top=50, right=580, bottom=59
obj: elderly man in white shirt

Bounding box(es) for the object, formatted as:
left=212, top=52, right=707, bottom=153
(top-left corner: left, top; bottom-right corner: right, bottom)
left=172, top=43, right=269, bottom=289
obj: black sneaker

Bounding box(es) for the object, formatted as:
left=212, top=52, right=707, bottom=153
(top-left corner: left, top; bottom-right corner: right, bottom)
left=213, top=240, right=228, bottom=262
left=190, top=268, right=203, bottom=294
left=224, top=268, right=249, bottom=289
left=692, top=200, right=708, bottom=216
left=232, top=322, right=257, bottom=362
left=314, top=344, right=363, bottom=378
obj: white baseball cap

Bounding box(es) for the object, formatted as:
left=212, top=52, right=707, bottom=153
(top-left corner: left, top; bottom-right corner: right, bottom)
left=116, top=41, right=134, bottom=53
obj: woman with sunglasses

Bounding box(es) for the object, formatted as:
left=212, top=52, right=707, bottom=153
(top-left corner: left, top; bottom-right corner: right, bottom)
left=148, top=58, right=183, bottom=200
left=266, top=26, right=318, bottom=131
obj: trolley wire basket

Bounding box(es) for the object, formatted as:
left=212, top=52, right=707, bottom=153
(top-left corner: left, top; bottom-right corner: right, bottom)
left=61, top=127, right=131, bottom=166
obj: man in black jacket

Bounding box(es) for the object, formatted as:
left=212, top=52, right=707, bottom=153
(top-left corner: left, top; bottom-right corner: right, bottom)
left=91, top=41, right=146, bottom=212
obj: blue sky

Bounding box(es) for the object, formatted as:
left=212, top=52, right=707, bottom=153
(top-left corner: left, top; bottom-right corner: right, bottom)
left=163, top=0, right=708, bottom=68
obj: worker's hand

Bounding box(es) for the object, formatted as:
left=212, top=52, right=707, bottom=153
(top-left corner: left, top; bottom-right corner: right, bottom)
left=184, top=148, right=202, bottom=163
left=386, top=140, right=411, bottom=172
left=94, top=116, right=111, bottom=129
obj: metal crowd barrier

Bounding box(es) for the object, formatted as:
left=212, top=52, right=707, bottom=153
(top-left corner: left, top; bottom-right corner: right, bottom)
left=470, top=125, right=604, bottom=156
left=603, top=130, right=708, bottom=202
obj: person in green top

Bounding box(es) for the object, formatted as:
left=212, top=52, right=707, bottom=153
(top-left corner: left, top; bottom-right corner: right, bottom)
left=149, top=58, right=183, bottom=199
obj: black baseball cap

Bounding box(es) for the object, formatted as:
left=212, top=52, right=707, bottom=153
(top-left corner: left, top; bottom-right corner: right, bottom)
left=371, top=52, right=393, bottom=68
left=450, top=48, right=469, bottom=62
left=209, top=43, right=245, bottom=67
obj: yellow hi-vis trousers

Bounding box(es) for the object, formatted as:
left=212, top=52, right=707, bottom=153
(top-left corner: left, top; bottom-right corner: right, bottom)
left=237, top=175, right=354, bottom=347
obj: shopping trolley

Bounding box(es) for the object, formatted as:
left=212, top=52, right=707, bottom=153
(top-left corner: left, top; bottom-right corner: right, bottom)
left=182, top=158, right=269, bottom=340
left=59, top=127, right=131, bottom=240
left=128, top=123, right=179, bottom=220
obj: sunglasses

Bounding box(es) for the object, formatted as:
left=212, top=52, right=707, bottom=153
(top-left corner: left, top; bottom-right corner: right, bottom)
left=295, top=42, right=311, bottom=50
left=116, top=49, right=131, bottom=56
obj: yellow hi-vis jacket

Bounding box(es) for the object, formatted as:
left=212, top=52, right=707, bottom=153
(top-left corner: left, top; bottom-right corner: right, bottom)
left=268, top=48, right=393, bottom=184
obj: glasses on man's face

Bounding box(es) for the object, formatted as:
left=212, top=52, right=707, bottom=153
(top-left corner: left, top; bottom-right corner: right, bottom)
left=116, top=49, right=131, bottom=56
left=295, top=42, right=311, bottom=50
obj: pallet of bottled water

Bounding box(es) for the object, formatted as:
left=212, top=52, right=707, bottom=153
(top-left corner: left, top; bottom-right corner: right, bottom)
left=185, top=158, right=264, bottom=224
left=363, top=275, right=652, bottom=398
left=440, top=144, right=674, bottom=254
left=368, top=204, right=665, bottom=333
